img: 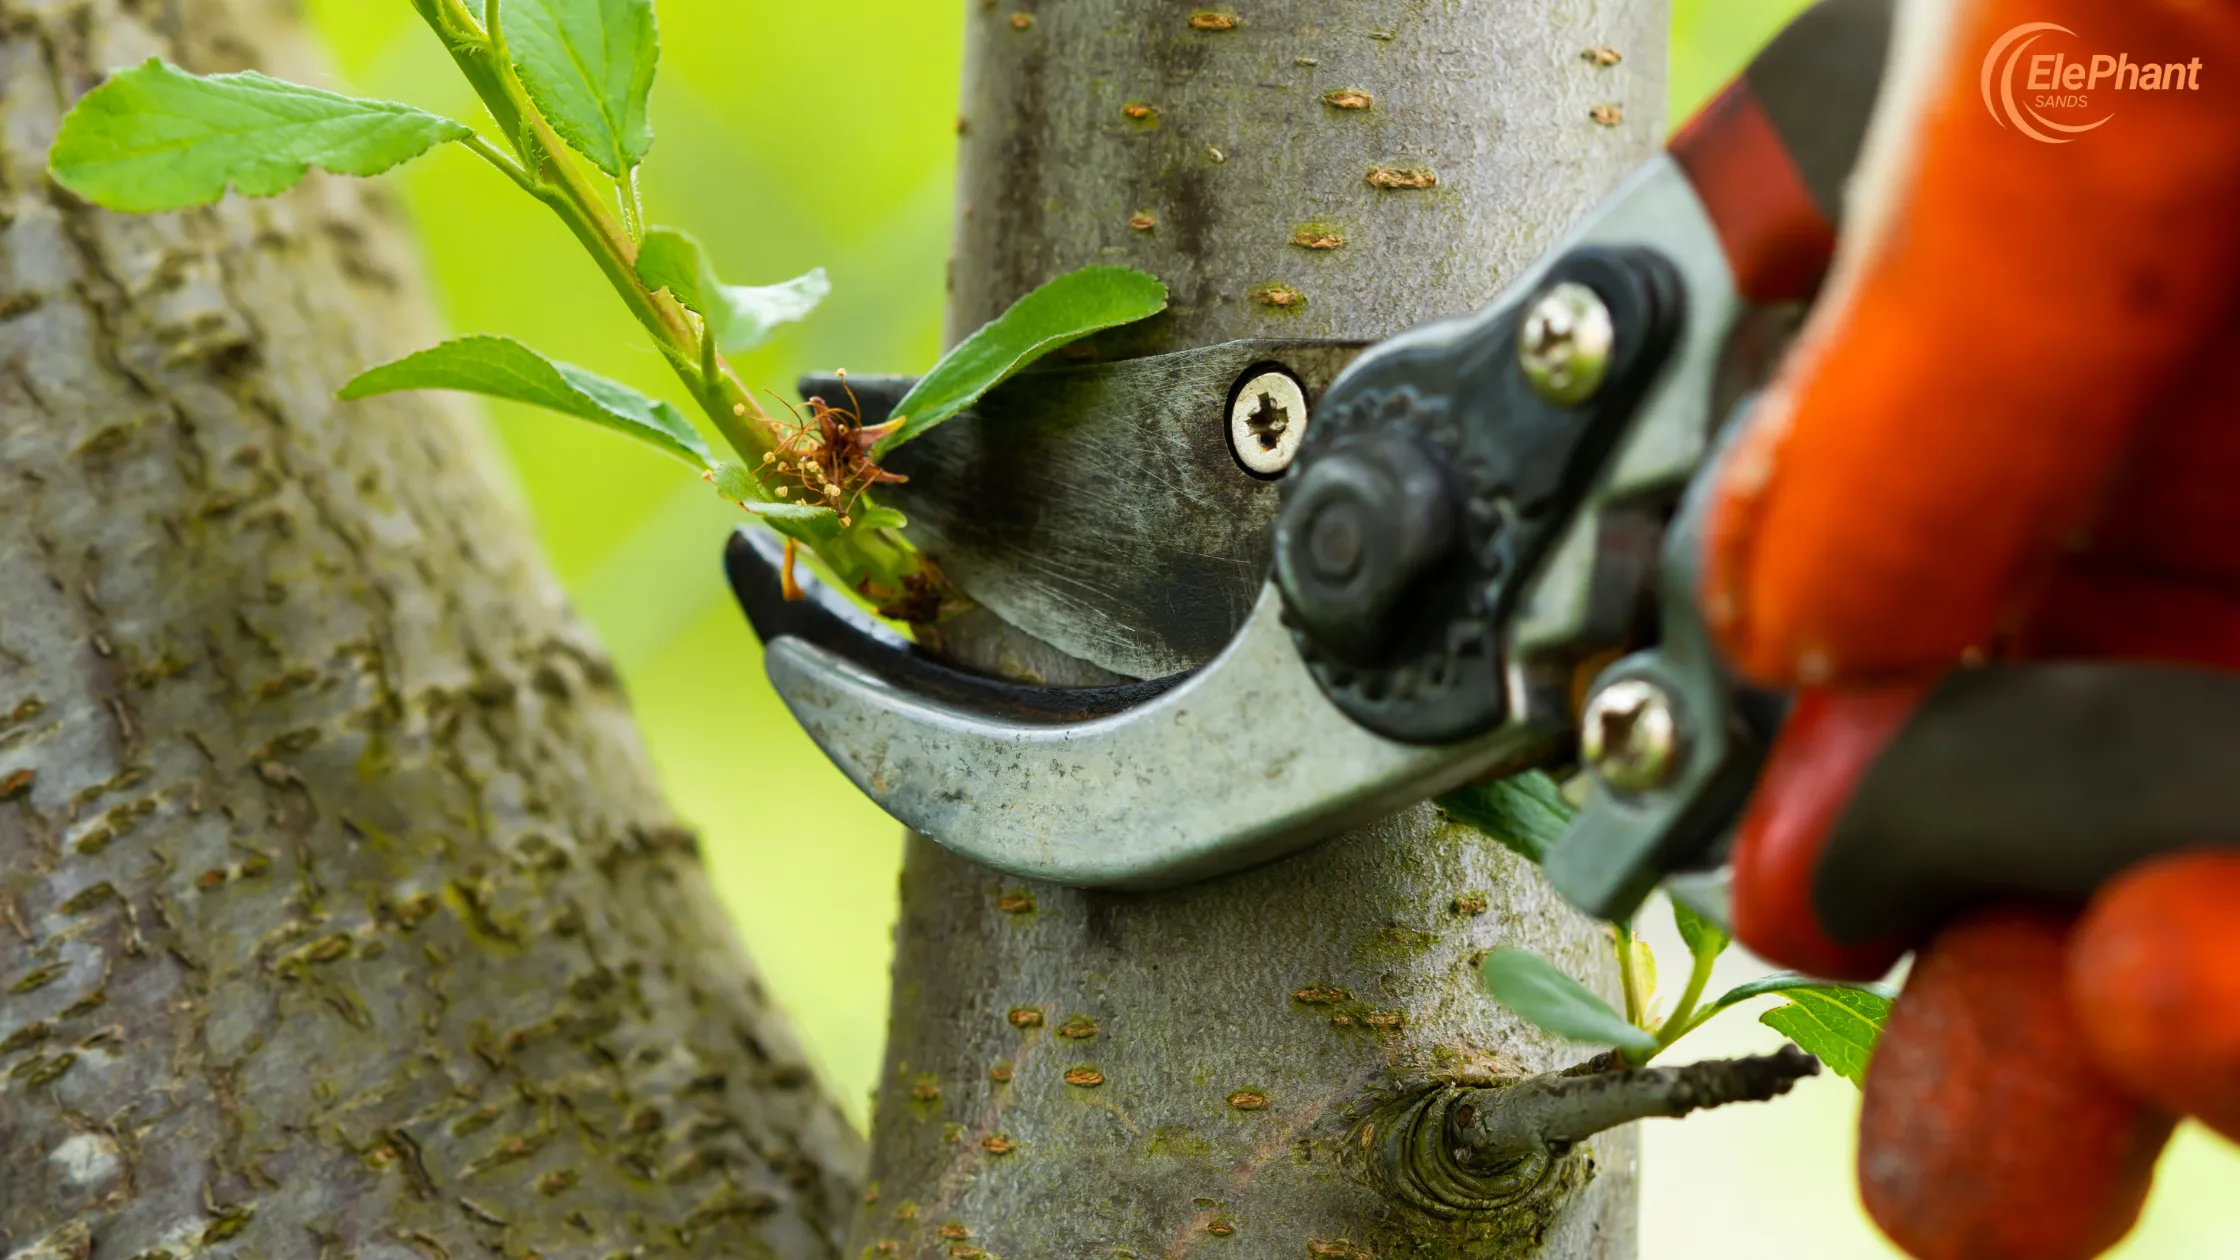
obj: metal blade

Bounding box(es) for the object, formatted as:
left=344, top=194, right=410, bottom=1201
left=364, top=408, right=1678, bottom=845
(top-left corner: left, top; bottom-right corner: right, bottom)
left=803, top=338, right=1362, bottom=680
left=762, top=585, right=1557, bottom=889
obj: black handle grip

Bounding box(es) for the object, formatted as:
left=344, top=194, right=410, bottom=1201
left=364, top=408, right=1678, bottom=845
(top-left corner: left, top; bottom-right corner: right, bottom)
left=1813, top=664, right=2240, bottom=945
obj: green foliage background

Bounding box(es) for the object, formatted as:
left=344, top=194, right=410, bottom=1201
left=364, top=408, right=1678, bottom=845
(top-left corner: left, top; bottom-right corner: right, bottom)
left=298, top=2, right=2238, bottom=1254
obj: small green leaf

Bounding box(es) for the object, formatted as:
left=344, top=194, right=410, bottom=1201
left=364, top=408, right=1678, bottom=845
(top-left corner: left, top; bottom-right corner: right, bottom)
left=339, top=335, right=710, bottom=470
left=745, top=500, right=842, bottom=547
left=48, top=59, right=471, bottom=213
left=1760, top=987, right=1894, bottom=1087
left=502, top=0, right=658, bottom=176
left=875, top=267, right=1168, bottom=455
left=710, top=461, right=759, bottom=502
left=1702, top=972, right=1898, bottom=1016
left=636, top=228, right=829, bottom=353
left=1437, top=770, right=1573, bottom=866
left=1672, top=897, right=1730, bottom=966
left=854, top=506, right=908, bottom=532
left=1480, top=948, right=1658, bottom=1055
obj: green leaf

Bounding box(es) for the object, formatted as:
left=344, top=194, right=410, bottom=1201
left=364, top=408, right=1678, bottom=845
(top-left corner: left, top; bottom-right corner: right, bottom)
left=1480, top=948, right=1658, bottom=1055
left=710, top=461, right=759, bottom=502
left=1702, top=972, right=1899, bottom=1016
left=745, top=500, right=842, bottom=547
left=1437, top=770, right=1574, bottom=866
left=502, top=0, right=658, bottom=176
left=48, top=59, right=471, bottom=213
left=339, top=335, right=710, bottom=470
left=854, top=506, right=908, bottom=532
left=874, top=267, right=1168, bottom=455
left=1760, top=987, right=1894, bottom=1087
left=1672, top=897, right=1730, bottom=966
left=636, top=228, right=829, bottom=354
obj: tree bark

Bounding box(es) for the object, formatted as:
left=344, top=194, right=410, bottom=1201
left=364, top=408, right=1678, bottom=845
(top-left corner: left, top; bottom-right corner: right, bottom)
left=0, top=3, right=858, bottom=1257
left=855, top=3, right=1666, bottom=1259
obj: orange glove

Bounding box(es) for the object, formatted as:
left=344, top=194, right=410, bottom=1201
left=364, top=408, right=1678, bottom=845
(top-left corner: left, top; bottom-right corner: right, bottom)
left=1699, top=3, right=2240, bottom=1257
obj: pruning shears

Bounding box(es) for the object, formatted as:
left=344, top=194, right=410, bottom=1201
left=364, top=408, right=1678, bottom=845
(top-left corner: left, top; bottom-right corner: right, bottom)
left=720, top=0, right=1885, bottom=924
left=722, top=0, right=2240, bottom=936
left=730, top=0, right=2240, bottom=941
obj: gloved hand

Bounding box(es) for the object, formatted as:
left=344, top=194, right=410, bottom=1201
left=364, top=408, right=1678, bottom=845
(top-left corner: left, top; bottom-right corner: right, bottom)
left=1698, top=2, right=2240, bottom=1257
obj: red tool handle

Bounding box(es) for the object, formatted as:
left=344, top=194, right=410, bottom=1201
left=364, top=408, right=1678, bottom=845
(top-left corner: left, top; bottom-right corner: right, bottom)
left=1669, top=0, right=1894, bottom=303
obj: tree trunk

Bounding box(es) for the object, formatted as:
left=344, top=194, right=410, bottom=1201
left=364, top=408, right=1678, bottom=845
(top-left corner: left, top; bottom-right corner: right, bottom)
left=853, top=3, right=1665, bottom=1259
left=0, top=3, right=858, bottom=1257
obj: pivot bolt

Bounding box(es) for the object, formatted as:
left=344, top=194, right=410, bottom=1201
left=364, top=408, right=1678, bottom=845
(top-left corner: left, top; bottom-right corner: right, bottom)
left=1229, top=369, right=1310, bottom=476
left=1519, top=281, right=1615, bottom=407
left=1273, top=429, right=1459, bottom=664
left=1581, top=678, right=1681, bottom=794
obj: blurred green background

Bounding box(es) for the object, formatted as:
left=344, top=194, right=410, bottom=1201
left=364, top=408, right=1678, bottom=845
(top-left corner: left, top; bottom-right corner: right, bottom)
left=298, top=1, right=2238, bottom=1254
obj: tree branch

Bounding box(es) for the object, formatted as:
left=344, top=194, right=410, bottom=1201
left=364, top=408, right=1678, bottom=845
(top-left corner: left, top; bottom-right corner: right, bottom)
left=1447, top=1045, right=1821, bottom=1171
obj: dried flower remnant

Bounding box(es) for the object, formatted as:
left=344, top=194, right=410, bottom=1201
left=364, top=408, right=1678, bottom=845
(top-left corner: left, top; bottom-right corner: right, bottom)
left=1008, top=1006, right=1045, bottom=1029
left=995, top=891, right=1035, bottom=914
left=1055, top=1015, right=1099, bottom=1040
left=1251, top=285, right=1304, bottom=309
left=1583, top=46, right=1623, bottom=67
left=1366, top=166, right=1437, bottom=190
left=1129, top=213, right=1157, bottom=231
left=1591, top=103, right=1625, bottom=127
left=1189, top=10, right=1238, bottom=31
left=1290, top=230, right=1344, bottom=250
left=1008, top=12, right=1033, bottom=29
left=980, top=1133, right=1018, bottom=1155
left=988, top=1061, right=1015, bottom=1083
left=739, top=373, right=907, bottom=529
left=1453, top=891, right=1490, bottom=916
left=1227, top=1089, right=1271, bottom=1111
left=1321, top=88, right=1372, bottom=110
left=1064, top=1067, right=1106, bottom=1087
left=1122, top=101, right=1156, bottom=120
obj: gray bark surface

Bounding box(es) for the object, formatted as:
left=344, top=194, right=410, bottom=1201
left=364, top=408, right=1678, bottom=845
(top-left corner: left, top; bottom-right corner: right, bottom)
left=0, top=3, right=858, bottom=1257
left=857, top=2, right=1666, bottom=1258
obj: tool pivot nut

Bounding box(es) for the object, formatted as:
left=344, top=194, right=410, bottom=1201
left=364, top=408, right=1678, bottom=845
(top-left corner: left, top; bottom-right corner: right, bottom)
left=1274, top=429, right=1460, bottom=663
left=1582, top=677, right=1683, bottom=794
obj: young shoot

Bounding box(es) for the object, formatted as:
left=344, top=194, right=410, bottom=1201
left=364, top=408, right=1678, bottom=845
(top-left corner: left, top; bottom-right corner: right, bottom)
left=47, top=0, right=1167, bottom=618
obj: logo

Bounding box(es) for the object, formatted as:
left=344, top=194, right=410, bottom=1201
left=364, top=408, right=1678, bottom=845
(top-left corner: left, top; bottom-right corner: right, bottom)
left=1981, top=23, right=2206, bottom=144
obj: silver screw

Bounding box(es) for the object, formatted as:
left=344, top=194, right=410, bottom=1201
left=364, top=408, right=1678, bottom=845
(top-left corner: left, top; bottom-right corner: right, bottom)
left=1229, top=369, right=1309, bottom=476
left=1580, top=678, right=1681, bottom=794
left=1518, top=281, right=1615, bottom=407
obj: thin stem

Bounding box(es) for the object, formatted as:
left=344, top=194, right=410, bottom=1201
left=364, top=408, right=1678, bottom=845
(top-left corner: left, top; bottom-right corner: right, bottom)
left=1447, top=1046, right=1820, bottom=1171
left=698, top=320, right=722, bottom=417
left=619, top=169, right=646, bottom=239
left=461, top=134, right=540, bottom=195
left=437, top=0, right=486, bottom=40
left=1651, top=947, right=1721, bottom=1060
left=1613, top=924, right=1645, bottom=1029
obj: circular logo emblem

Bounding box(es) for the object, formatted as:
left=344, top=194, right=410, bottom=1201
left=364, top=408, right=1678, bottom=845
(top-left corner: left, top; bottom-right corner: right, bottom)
left=1981, top=22, right=2114, bottom=144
